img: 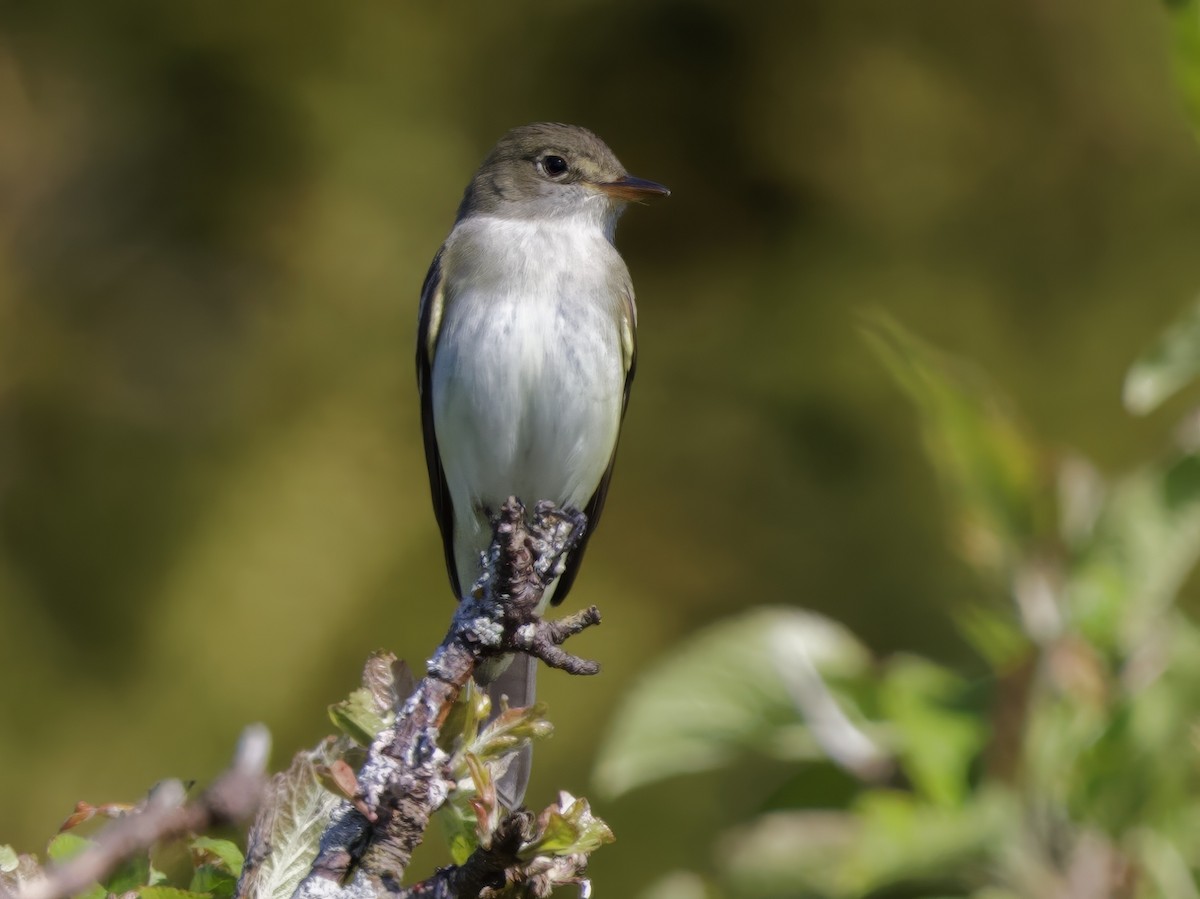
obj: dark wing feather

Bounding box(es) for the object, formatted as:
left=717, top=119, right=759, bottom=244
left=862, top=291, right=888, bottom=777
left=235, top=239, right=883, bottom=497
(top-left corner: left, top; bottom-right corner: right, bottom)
left=551, top=289, right=638, bottom=606
left=416, top=248, right=461, bottom=598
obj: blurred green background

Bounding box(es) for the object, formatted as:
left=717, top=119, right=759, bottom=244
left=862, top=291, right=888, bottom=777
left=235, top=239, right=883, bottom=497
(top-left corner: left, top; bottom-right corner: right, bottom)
left=2, top=0, right=1200, bottom=894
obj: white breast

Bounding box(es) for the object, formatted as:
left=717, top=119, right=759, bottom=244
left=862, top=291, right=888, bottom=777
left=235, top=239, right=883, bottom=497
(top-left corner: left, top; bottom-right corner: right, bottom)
left=430, top=214, right=630, bottom=591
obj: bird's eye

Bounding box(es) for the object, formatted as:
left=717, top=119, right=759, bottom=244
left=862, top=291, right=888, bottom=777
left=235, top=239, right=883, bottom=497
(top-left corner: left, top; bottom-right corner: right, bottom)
left=541, top=155, right=569, bottom=178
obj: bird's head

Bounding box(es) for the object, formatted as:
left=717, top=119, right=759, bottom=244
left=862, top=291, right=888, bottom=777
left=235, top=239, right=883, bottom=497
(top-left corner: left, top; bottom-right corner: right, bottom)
left=457, top=122, right=669, bottom=230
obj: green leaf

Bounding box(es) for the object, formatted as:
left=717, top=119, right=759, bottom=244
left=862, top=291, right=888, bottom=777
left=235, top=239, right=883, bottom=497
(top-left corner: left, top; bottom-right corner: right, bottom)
left=439, top=676, right=489, bottom=755
left=189, top=836, right=244, bottom=875
left=531, top=810, right=579, bottom=855
left=327, top=651, right=399, bottom=746
left=1124, top=297, right=1200, bottom=414
left=46, top=832, right=91, bottom=864
left=435, top=799, right=479, bottom=866
left=465, top=752, right=500, bottom=849
left=328, top=689, right=388, bottom=747
left=189, top=864, right=237, bottom=899
left=139, top=887, right=212, bottom=899
left=594, top=606, right=876, bottom=797
left=361, top=651, right=401, bottom=711
left=879, top=656, right=985, bottom=807
left=556, top=797, right=615, bottom=856
left=462, top=702, right=552, bottom=773
left=522, top=794, right=614, bottom=859
left=0, top=846, right=17, bottom=874
left=45, top=835, right=105, bottom=899
left=235, top=737, right=346, bottom=899
left=104, top=852, right=151, bottom=893
left=863, top=312, right=1052, bottom=578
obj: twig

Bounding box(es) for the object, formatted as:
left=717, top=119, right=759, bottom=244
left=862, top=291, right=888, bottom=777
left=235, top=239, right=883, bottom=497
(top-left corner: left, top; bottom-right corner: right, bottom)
left=15, top=724, right=271, bottom=899
left=287, top=498, right=600, bottom=899
left=391, top=811, right=534, bottom=898
left=511, top=608, right=602, bottom=676
left=389, top=801, right=598, bottom=899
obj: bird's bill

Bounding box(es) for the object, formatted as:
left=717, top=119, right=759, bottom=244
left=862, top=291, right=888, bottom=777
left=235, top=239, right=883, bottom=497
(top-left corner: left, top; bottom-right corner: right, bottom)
left=595, top=175, right=671, bottom=201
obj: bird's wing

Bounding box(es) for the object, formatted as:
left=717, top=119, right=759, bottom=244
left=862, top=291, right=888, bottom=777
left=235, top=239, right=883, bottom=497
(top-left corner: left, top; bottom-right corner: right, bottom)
left=551, top=285, right=637, bottom=606
left=416, top=247, right=462, bottom=598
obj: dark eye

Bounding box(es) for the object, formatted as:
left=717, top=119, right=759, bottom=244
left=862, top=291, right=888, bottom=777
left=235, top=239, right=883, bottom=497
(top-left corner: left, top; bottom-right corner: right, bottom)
left=541, top=155, right=569, bottom=178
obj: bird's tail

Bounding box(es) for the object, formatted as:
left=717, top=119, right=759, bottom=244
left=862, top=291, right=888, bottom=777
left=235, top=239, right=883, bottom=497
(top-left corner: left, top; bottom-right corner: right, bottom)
left=487, top=653, right=537, bottom=809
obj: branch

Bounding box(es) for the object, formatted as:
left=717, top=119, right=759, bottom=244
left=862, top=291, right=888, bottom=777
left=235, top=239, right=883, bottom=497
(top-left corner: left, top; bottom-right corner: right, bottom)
left=286, top=498, right=601, bottom=899
left=391, top=811, right=533, bottom=899
left=13, top=724, right=271, bottom=899
left=392, top=795, right=605, bottom=899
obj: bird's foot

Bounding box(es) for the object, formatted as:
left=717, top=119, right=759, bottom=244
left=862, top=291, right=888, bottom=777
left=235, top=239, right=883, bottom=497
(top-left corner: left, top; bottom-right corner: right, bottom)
left=529, top=501, right=588, bottom=583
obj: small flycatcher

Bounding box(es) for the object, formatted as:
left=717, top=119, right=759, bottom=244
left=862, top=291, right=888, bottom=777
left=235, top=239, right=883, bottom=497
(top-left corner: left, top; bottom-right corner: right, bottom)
left=416, top=122, right=668, bottom=803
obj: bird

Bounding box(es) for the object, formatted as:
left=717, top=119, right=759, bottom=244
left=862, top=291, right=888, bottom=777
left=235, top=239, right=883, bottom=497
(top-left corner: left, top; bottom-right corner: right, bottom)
left=415, top=122, right=668, bottom=805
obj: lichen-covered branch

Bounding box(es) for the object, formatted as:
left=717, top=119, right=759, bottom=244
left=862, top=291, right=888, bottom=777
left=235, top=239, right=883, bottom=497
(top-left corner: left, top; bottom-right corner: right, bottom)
left=392, top=811, right=533, bottom=899
left=282, top=498, right=602, bottom=899
left=9, top=725, right=270, bottom=899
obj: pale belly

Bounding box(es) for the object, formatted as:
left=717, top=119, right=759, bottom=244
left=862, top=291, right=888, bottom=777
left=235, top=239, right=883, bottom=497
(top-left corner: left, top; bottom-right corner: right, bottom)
left=431, top=288, right=625, bottom=590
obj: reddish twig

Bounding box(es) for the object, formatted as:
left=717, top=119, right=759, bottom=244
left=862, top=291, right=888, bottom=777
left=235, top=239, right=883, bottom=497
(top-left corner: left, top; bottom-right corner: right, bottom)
left=13, top=725, right=270, bottom=899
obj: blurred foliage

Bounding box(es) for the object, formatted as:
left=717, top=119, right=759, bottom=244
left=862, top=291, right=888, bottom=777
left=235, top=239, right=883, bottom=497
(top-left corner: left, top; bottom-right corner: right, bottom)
left=600, top=311, right=1200, bottom=898
left=4, top=0, right=1200, bottom=896
left=594, top=607, right=879, bottom=796
left=1125, top=294, right=1200, bottom=414
left=863, top=313, right=1056, bottom=590
left=2, top=825, right=242, bottom=899
left=1167, top=0, right=1200, bottom=140
left=1, top=654, right=606, bottom=899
